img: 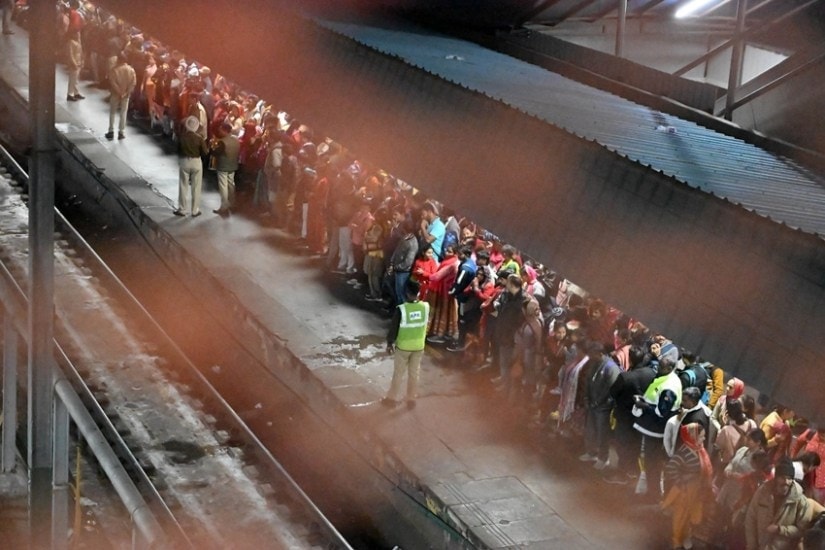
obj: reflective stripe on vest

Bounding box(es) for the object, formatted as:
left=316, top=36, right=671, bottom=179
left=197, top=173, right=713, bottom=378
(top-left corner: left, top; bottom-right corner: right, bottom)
left=643, top=371, right=682, bottom=413
left=396, top=301, right=429, bottom=351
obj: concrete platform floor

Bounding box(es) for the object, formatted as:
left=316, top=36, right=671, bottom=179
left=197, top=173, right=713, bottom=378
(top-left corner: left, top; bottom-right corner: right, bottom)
left=0, top=25, right=664, bottom=549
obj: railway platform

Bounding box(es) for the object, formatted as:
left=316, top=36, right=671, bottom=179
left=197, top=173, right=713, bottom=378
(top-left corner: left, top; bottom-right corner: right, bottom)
left=0, top=25, right=660, bottom=549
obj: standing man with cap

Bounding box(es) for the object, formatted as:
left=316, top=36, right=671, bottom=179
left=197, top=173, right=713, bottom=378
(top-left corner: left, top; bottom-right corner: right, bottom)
left=382, top=279, right=430, bottom=410
left=174, top=116, right=208, bottom=217
left=106, top=54, right=136, bottom=140
left=745, top=456, right=809, bottom=550
left=211, top=122, right=240, bottom=216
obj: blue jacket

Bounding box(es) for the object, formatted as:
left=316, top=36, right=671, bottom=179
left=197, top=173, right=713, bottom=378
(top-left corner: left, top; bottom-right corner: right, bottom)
left=450, top=257, right=477, bottom=302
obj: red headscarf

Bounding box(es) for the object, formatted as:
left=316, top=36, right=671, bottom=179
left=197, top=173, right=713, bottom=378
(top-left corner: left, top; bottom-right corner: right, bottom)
left=680, top=423, right=713, bottom=481
left=719, top=377, right=745, bottom=413
left=727, top=378, right=745, bottom=400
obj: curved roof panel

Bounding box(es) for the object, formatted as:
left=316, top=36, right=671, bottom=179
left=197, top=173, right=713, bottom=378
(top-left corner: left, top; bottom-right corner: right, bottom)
left=319, top=18, right=825, bottom=238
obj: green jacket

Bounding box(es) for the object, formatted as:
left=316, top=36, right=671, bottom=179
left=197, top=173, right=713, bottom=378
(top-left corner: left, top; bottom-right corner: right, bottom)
left=214, top=135, right=240, bottom=172
left=745, top=479, right=808, bottom=550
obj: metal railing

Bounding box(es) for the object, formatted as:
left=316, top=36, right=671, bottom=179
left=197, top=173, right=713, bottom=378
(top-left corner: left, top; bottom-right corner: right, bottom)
left=0, top=232, right=171, bottom=548
left=0, top=140, right=352, bottom=549
left=0, top=144, right=182, bottom=548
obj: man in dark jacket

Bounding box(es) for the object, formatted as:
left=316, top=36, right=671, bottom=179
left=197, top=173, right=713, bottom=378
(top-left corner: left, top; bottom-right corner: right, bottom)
left=389, top=220, right=418, bottom=306
left=604, top=348, right=657, bottom=484
left=492, top=274, right=527, bottom=390
left=581, top=341, right=621, bottom=470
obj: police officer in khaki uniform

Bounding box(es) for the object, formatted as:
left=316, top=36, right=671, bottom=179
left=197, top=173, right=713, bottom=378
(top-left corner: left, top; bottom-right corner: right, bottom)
left=382, top=280, right=430, bottom=410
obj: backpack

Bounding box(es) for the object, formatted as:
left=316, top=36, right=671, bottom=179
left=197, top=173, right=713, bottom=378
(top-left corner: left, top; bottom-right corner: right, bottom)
left=678, top=363, right=709, bottom=396
left=699, top=362, right=718, bottom=405
left=441, top=229, right=458, bottom=257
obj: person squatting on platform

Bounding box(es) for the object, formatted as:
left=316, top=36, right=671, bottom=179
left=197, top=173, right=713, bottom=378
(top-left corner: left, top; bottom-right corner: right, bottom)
left=174, top=116, right=208, bottom=217
left=382, top=279, right=430, bottom=410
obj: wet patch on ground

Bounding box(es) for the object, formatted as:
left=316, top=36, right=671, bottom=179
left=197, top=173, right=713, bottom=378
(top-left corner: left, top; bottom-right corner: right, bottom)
left=306, top=334, right=387, bottom=369
left=159, top=439, right=207, bottom=464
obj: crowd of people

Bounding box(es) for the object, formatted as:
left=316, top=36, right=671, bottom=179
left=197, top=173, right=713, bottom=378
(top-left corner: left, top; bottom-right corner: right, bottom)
left=20, top=1, right=825, bottom=548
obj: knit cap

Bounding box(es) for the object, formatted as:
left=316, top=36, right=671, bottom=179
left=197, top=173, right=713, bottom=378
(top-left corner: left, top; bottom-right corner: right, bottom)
left=775, top=457, right=795, bottom=479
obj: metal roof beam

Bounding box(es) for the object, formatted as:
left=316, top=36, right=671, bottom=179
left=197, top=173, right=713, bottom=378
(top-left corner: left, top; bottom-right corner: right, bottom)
left=550, top=0, right=602, bottom=25
left=519, top=0, right=568, bottom=25
left=673, top=0, right=820, bottom=76
left=696, top=0, right=733, bottom=17
left=747, top=0, right=779, bottom=14
left=721, top=48, right=825, bottom=113
left=586, top=1, right=620, bottom=22
left=634, top=0, right=668, bottom=15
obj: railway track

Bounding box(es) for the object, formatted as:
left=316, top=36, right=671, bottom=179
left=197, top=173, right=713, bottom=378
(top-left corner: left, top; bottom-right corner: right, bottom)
left=0, top=142, right=352, bottom=549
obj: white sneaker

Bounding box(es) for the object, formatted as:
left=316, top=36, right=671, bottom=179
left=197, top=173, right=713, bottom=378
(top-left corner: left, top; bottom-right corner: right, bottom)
left=346, top=278, right=359, bottom=285
left=593, top=459, right=609, bottom=471
left=578, top=453, right=597, bottom=462
left=634, top=471, right=648, bottom=495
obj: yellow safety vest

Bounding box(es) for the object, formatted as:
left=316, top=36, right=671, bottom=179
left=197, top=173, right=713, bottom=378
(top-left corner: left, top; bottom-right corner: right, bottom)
left=643, top=371, right=682, bottom=414
left=396, top=301, right=429, bottom=351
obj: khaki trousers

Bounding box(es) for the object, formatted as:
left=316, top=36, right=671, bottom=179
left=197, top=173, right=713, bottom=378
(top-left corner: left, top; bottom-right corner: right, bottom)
left=108, top=94, right=129, bottom=133
left=386, top=349, right=423, bottom=401
left=67, top=67, right=80, bottom=96
left=178, top=157, right=203, bottom=215
left=216, top=170, right=236, bottom=210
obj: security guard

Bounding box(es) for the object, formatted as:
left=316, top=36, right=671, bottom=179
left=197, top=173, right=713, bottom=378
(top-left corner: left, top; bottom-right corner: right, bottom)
left=382, top=279, right=430, bottom=409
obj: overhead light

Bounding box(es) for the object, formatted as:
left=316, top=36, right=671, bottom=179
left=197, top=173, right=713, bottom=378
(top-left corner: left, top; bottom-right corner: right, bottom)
left=675, top=0, right=722, bottom=18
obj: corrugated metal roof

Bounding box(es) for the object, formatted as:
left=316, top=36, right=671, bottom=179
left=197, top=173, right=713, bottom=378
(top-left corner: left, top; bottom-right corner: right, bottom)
left=530, top=0, right=658, bottom=23
left=319, top=18, right=825, bottom=238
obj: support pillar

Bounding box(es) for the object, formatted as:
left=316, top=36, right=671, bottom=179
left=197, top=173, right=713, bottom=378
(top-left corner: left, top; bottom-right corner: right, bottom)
left=724, top=0, right=748, bottom=120
left=52, top=398, right=69, bottom=550
left=615, top=0, right=628, bottom=58
left=2, top=311, right=18, bottom=473
left=28, top=0, right=57, bottom=546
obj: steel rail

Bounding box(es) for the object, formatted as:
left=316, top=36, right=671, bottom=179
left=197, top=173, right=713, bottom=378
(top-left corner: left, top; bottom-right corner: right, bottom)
left=1, top=141, right=353, bottom=549
left=0, top=223, right=169, bottom=548
left=0, top=143, right=190, bottom=547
